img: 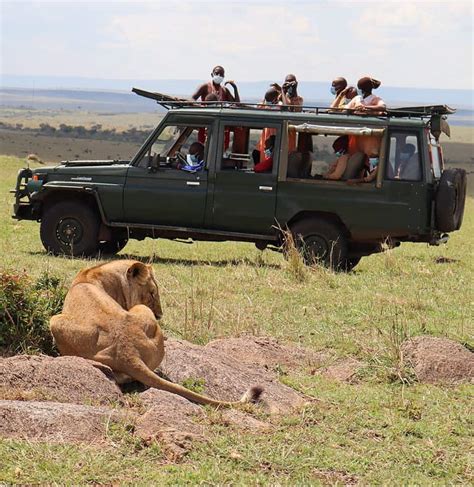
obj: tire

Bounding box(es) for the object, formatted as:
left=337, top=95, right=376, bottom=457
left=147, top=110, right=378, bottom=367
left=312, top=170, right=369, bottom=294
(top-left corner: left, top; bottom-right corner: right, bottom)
left=40, top=201, right=99, bottom=257
left=341, top=257, right=361, bottom=272
left=98, top=237, right=128, bottom=256
left=435, top=168, right=467, bottom=232
left=290, top=218, right=348, bottom=269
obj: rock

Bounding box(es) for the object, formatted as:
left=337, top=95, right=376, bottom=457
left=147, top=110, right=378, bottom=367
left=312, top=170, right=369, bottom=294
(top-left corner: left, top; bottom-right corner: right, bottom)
left=206, top=336, right=329, bottom=371
left=160, top=339, right=310, bottom=414
left=137, top=389, right=205, bottom=437
left=320, top=358, right=364, bottom=383
left=136, top=390, right=205, bottom=460
left=0, top=400, right=123, bottom=444
left=220, top=409, right=272, bottom=432
left=0, top=355, right=123, bottom=405
left=402, top=336, right=474, bottom=384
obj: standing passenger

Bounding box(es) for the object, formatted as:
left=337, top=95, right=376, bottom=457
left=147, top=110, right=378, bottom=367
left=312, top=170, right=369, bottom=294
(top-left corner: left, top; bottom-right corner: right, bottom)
left=192, top=65, right=240, bottom=102
left=272, top=74, right=304, bottom=112
left=329, top=77, right=348, bottom=109
left=345, top=77, right=386, bottom=114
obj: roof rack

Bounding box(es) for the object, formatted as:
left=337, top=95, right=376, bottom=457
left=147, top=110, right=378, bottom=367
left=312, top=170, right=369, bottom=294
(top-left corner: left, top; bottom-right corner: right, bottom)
left=132, top=88, right=456, bottom=119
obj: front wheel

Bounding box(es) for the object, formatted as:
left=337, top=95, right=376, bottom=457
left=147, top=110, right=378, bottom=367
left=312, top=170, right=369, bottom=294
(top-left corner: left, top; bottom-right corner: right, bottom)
left=40, top=201, right=99, bottom=257
left=289, top=218, right=348, bottom=270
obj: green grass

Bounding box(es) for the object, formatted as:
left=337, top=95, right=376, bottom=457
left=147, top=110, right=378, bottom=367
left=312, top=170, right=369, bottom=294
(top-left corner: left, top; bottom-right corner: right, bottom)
left=0, top=155, right=473, bottom=484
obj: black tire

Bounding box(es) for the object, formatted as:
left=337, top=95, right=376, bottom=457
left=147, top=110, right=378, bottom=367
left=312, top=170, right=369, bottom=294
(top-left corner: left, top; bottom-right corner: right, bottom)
left=290, top=218, right=348, bottom=269
left=98, top=237, right=128, bottom=256
left=40, top=201, right=99, bottom=256
left=341, top=257, right=361, bottom=272
left=435, top=168, right=467, bottom=232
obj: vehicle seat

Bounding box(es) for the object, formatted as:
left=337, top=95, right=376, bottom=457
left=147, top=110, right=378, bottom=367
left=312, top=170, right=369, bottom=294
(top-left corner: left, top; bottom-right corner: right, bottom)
left=341, top=152, right=366, bottom=180
left=287, top=151, right=313, bottom=178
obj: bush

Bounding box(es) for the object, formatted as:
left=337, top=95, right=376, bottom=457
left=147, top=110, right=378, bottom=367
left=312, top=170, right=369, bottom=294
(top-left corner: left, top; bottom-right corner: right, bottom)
left=0, top=270, right=66, bottom=356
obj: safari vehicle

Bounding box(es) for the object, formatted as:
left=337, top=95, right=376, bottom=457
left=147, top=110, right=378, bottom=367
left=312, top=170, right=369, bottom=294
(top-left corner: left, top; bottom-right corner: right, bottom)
left=12, top=89, right=467, bottom=270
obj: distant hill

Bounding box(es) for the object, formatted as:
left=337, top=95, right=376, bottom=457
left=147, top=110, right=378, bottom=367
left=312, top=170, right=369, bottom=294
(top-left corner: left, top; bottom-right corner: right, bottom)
left=2, top=74, right=473, bottom=109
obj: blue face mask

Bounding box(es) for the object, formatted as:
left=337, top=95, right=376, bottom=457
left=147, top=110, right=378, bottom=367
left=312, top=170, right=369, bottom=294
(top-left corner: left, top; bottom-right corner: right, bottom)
left=357, top=88, right=364, bottom=97
left=335, top=150, right=345, bottom=157
left=399, top=152, right=411, bottom=162
left=369, top=157, right=379, bottom=169
left=264, top=148, right=273, bottom=158
left=330, top=86, right=337, bottom=95
left=187, top=153, right=200, bottom=165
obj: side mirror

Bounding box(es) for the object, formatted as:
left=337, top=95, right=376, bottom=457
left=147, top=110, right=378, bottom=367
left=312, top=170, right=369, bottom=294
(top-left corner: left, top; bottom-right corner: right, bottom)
left=148, top=154, right=160, bottom=172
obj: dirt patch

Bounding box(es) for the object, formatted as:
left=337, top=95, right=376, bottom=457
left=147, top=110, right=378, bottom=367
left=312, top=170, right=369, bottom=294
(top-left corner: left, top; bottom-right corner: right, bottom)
left=0, top=355, right=123, bottom=405
left=206, top=336, right=329, bottom=371
left=312, top=468, right=358, bottom=485
left=402, top=336, right=474, bottom=384
left=320, top=358, right=364, bottom=383
left=0, top=400, right=125, bottom=444
left=160, top=339, right=311, bottom=414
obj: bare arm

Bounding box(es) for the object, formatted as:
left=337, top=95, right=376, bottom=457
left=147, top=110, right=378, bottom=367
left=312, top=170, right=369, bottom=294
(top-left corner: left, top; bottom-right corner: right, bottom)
left=225, top=81, right=240, bottom=103
left=323, top=155, right=348, bottom=180
left=191, top=83, right=207, bottom=101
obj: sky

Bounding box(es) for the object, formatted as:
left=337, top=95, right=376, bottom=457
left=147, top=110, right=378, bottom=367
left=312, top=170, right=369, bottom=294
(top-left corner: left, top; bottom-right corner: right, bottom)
left=1, top=0, right=473, bottom=90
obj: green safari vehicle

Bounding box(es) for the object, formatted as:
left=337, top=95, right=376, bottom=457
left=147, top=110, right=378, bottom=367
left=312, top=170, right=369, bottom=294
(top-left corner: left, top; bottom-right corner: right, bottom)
left=12, top=90, right=467, bottom=270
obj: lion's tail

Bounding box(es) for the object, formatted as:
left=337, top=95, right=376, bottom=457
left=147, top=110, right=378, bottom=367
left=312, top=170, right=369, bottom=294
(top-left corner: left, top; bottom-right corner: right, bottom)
left=124, top=358, right=263, bottom=408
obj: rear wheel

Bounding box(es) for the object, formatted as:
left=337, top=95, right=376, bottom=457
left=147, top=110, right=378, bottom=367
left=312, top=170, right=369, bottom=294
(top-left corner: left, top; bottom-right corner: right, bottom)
left=289, top=218, right=348, bottom=270
left=40, top=201, right=99, bottom=256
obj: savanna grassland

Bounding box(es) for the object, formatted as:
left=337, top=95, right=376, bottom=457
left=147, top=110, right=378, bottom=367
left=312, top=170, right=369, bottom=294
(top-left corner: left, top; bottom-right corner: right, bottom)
left=0, top=150, right=473, bottom=484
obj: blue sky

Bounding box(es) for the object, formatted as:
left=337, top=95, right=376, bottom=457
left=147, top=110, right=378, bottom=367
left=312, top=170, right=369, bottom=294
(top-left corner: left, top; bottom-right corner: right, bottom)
left=1, top=0, right=473, bottom=90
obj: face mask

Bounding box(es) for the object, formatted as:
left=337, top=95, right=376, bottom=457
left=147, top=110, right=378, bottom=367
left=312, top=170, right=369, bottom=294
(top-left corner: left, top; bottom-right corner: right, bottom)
left=264, top=148, right=273, bottom=158
left=357, top=88, right=364, bottom=97
left=335, top=150, right=345, bottom=157
left=399, top=152, right=411, bottom=162
left=187, top=153, right=200, bottom=165
left=212, top=74, right=223, bottom=84
left=369, top=157, right=379, bottom=169
left=330, top=86, right=337, bottom=95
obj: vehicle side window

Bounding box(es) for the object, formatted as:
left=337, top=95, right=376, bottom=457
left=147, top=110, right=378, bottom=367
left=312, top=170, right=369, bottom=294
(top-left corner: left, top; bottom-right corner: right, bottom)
left=220, top=125, right=278, bottom=173
left=386, top=132, right=422, bottom=181
left=138, top=124, right=209, bottom=169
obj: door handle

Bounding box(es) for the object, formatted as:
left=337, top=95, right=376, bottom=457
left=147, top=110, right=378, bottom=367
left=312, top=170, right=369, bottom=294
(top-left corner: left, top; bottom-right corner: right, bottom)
left=186, top=181, right=200, bottom=186
left=259, top=185, right=273, bottom=191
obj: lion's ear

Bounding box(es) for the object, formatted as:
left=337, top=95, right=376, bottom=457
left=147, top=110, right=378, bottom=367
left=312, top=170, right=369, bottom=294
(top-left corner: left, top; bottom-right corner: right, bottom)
left=127, top=262, right=149, bottom=284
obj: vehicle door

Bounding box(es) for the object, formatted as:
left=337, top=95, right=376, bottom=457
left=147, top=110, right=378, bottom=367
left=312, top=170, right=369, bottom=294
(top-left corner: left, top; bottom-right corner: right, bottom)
left=123, top=118, right=214, bottom=228
left=209, top=121, right=281, bottom=234
left=382, top=129, right=431, bottom=234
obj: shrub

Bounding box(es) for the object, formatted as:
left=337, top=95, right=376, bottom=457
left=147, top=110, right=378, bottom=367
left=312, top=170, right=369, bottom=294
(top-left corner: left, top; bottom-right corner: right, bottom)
left=0, top=270, right=65, bottom=356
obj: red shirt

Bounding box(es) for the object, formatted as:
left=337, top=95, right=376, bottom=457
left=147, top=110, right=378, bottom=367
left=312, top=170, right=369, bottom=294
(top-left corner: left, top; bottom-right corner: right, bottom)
left=254, top=155, right=273, bottom=173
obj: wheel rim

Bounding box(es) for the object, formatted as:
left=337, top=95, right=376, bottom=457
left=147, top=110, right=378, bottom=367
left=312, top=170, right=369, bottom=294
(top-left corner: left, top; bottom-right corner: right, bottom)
left=56, top=217, right=84, bottom=247
left=301, top=234, right=329, bottom=263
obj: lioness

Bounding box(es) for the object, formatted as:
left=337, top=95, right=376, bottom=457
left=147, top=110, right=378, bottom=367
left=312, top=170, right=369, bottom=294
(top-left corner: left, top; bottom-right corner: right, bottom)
left=50, top=260, right=262, bottom=407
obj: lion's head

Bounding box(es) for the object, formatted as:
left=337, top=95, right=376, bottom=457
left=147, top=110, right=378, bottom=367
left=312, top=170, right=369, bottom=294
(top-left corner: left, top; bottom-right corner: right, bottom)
left=126, top=262, right=163, bottom=319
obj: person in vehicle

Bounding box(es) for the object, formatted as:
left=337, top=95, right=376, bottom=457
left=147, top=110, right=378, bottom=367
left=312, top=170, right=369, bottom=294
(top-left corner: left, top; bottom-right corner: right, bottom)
left=192, top=65, right=240, bottom=102
left=260, top=87, right=281, bottom=108
left=395, top=143, right=419, bottom=180
left=347, top=155, right=379, bottom=184
left=345, top=77, right=386, bottom=114
left=330, top=85, right=357, bottom=110
left=254, top=135, right=275, bottom=173
left=329, top=77, right=347, bottom=109
left=272, top=74, right=303, bottom=112
left=179, top=142, right=205, bottom=172
left=323, top=136, right=350, bottom=180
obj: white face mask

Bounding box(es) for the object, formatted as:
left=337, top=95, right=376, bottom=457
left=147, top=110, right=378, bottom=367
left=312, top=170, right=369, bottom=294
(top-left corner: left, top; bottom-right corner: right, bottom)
left=212, top=74, right=224, bottom=85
